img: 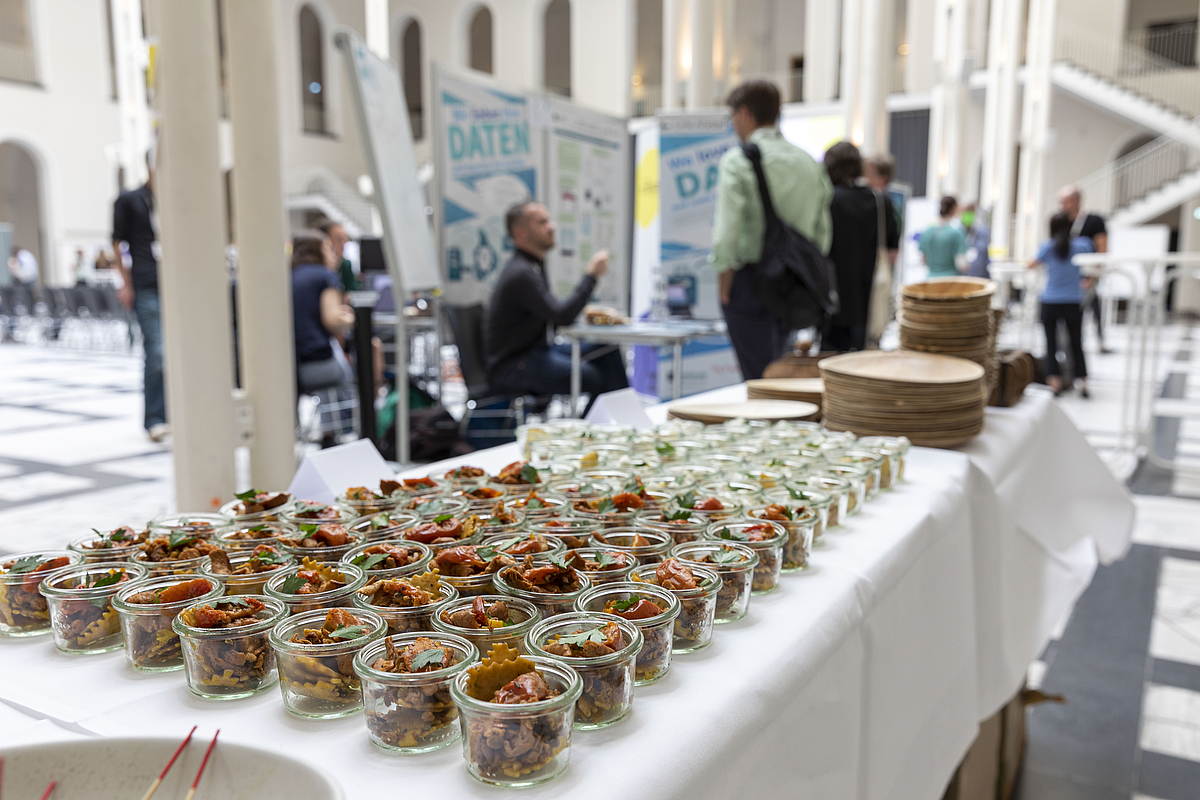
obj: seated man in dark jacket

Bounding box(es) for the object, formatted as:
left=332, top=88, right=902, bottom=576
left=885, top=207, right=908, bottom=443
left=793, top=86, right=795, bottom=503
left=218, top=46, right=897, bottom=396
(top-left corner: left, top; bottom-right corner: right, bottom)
left=484, top=201, right=628, bottom=412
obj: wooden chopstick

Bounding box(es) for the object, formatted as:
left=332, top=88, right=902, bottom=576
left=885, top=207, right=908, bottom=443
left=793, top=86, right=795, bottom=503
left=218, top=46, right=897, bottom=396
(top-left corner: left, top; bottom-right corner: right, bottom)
left=182, top=730, right=219, bottom=800
left=139, top=725, right=197, bottom=800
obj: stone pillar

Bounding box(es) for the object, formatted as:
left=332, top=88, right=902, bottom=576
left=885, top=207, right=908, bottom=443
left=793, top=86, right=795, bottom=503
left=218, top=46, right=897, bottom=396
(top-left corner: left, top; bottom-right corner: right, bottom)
left=685, top=0, right=715, bottom=108
left=804, top=0, right=841, bottom=103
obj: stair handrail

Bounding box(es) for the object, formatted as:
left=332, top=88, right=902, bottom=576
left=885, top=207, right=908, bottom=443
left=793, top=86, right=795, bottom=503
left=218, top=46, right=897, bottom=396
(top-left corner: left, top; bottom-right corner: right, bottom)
left=1074, top=131, right=1200, bottom=218
left=1055, top=26, right=1200, bottom=118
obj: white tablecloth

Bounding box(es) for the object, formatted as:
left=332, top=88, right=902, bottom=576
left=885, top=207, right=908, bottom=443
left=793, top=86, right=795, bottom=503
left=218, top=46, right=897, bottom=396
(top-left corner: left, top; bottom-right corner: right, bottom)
left=0, top=386, right=1133, bottom=800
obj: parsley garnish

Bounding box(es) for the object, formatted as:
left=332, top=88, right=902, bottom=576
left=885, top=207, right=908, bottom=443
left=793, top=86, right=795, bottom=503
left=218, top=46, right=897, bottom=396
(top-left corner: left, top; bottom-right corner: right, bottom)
left=248, top=524, right=266, bottom=532
left=655, top=441, right=676, bottom=457
left=476, top=546, right=499, bottom=561
left=433, top=513, right=452, bottom=524
left=547, top=552, right=571, bottom=569
left=235, top=488, right=260, bottom=501
left=7, top=556, right=44, bottom=575
left=90, top=571, right=125, bottom=589
left=519, top=463, right=540, bottom=484
left=676, top=490, right=696, bottom=510
left=299, top=523, right=319, bottom=535
left=217, top=597, right=251, bottom=609
left=716, top=527, right=749, bottom=541
left=711, top=546, right=744, bottom=564
left=250, top=549, right=286, bottom=566
left=279, top=574, right=307, bottom=594
left=168, top=531, right=198, bottom=549
left=556, top=628, right=605, bottom=647
left=595, top=497, right=616, bottom=514
left=594, top=551, right=617, bottom=568
left=369, top=514, right=392, bottom=530
left=328, top=625, right=369, bottom=640
left=664, top=508, right=693, bottom=521
left=410, top=647, right=447, bottom=669
left=414, top=499, right=444, bottom=515
left=354, top=553, right=390, bottom=571
left=611, top=595, right=642, bottom=612
left=525, top=498, right=544, bottom=509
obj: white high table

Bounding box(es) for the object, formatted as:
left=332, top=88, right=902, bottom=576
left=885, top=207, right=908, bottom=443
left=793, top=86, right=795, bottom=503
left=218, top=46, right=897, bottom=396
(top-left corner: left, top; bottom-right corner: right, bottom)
left=0, top=386, right=1133, bottom=800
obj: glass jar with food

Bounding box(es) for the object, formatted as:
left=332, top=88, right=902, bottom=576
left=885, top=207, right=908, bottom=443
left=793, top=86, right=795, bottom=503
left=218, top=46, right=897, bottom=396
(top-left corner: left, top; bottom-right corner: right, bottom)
left=704, top=520, right=787, bottom=593
left=764, top=486, right=832, bottom=547
left=439, top=465, right=490, bottom=490
left=40, top=561, right=149, bottom=653
left=399, top=512, right=483, bottom=553
left=503, top=490, right=567, bottom=523
left=431, top=595, right=542, bottom=655
left=630, top=560, right=719, bottom=653
left=131, top=532, right=223, bottom=577
left=633, top=508, right=709, bottom=544
left=212, top=520, right=298, bottom=551
left=340, top=540, right=432, bottom=582
left=669, top=541, right=757, bottom=623
left=475, top=504, right=526, bottom=538
left=337, top=483, right=402, bottom=516
left=68, top=526, right=150, bottom=564
left=450, top=644, right=582, bottom=787
left=480, top=532, right=567, bottom=560
left=526, top=518, right=603, bottom=551
left=795, top=475, right=850, bottom=529
left=492, top=555, right=592, bottom=619
left=664, top=489, right=745, bottom=526
left=588, top=527, right=672, bottom=565
left=402, top=495, right=471, bottom=522
left=355, top=632, right=478, bottom=753
left=833, top=451, right=886, bottom=500
left=431, top=544, right=516, bottom=597
left=574, top=582, right=680, bottom=685
left=568, top=492, right=645, bottom=529
left=385, top=475, right=448, bottom=500
left=545, top=477, right=616, bottom=505
left=219, top=489, right=294, bottom=523
left=347, top=510, right=420, bottom=543
left=112, top=576, right=223, bottom=671
left=702, top=452, right=747, bottom=475
left=652, top=439, right=709, bottom=464
left=352, top=570, right=458, bottom=633
left=857, top=435, right=911, bottom=486
left=562, top=548, right=638, bottom=586
left=820, top=464, right=868, bottom=516
left=147, top=513, right=230, bottom=540
left=270, top=606, right=387, bottom=718
left=697, top=478, right=765, bottom=503
left=455, top=484, right=508, bottom=514
left=526, top=612, right=641, bottom=730
left=263, top=560, right=368, bottom=614
left=488, top=460, right=547, bottom=493
left=174, top=595, right=288, bottom=699
left=1, top=549, right=79, bottom=637
left=275, top=522, right=365, bottom=563
left=198, top=544, right=293, bottom=596
left=282, top=500, right=357, bottom=528
left=747, top=500, right=817, bottom=571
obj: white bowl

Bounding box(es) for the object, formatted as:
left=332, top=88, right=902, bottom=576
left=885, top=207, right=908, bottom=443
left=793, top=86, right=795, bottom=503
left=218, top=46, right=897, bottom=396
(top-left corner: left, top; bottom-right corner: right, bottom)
left=0, top=736, right=343, bottom=799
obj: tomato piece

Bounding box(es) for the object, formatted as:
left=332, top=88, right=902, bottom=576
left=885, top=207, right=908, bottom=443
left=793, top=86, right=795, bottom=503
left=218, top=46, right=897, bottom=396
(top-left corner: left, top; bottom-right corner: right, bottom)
left=695, top=496, right=725, bottom=511
left=157, top=578, right=213, bottom=604
left=471, top=596, right=488, bottom=626
left=656, top=557, right=697, bottom=590
left=493, top=671, right=552, bottom=704
left=610, top=598, right=663, bottom=620
left=611, top=492, right=645, bottom=511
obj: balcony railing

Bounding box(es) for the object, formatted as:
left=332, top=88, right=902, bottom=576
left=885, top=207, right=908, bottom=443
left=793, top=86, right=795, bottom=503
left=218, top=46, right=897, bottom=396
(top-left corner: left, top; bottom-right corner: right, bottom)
left=0, top=42, right=39, bottom=86
left=631, top=83, right=663, bottom=118
left=1074, top=132, right=1200, bottom=218
left=1132, top=21, right=1198, bottom=68
left=1056, top=26, right=1200, bottom=116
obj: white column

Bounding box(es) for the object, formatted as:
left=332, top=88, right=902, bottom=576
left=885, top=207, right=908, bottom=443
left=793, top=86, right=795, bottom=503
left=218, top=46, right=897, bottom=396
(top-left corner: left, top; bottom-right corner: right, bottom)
left=686, top=0, right=714, bottom=108
left=364, top=0, right=388, bottom=58
left=804, top=0, right=841, bottom=103
left=151, top=0, right=237, bottom=509
left=573, top=0, right=634, bottom=117
left=662, top=0, right=682, bottom=109
left=224, top=0, right=297, bottom=491
left=927, top=0, right=969, bottom=197
left=841, top=0, right=863, bottom=141
left=1014, top=0, right=1057, bottom=260
left=980, top=0, right=1024, bottom=257
left=111, top=0, right=151, bottom=189
left=858, top=0, right=891, bottom=153
left=925, top=0, right=949, bottom=198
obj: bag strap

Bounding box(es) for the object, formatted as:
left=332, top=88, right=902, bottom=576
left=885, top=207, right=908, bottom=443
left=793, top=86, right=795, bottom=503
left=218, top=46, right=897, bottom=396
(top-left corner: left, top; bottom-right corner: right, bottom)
left=741, top=143, right=780, bottom=228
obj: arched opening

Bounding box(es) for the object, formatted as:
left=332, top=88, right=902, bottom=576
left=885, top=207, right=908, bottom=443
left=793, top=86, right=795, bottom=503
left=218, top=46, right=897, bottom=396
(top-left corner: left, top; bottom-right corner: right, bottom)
left=0, top=0, right=38, bottom=84
left=543, top=0, right=571, bottom=97
left=1113, top=133, right=1159, bottom=209
left=633, top=0, right=662, bottom=116
left=468, top=6, right=493, bottom=74
left=299, top=4, right=327, bottom=134
left=400, top=19, right=424, bottom=141
left=0, top=141, right=44, bottom=282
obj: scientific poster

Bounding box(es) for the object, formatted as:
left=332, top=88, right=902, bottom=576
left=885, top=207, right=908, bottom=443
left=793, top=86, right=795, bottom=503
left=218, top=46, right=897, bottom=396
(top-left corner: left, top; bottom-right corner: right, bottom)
left=543, top=98, right=631, bottom=312
left=433, top=67, right=540, bottom=306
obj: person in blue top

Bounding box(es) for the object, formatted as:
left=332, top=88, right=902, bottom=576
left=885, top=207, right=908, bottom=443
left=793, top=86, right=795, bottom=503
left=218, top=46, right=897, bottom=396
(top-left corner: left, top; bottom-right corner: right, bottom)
left=918, top=196, right=968, bottom=278
left=1029, top=211, right=1094, bottom=398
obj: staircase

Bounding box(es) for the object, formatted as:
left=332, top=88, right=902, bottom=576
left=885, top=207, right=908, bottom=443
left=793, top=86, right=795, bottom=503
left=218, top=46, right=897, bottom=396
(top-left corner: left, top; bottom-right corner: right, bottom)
left=1053, top=27, right=1200, bottom=225
left=286, top=172, right=376, bottom=237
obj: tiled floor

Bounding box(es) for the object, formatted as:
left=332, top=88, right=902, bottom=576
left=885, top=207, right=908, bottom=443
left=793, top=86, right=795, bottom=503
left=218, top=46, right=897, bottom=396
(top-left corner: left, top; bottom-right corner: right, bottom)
left=1, top=318, right=1199, bottom=799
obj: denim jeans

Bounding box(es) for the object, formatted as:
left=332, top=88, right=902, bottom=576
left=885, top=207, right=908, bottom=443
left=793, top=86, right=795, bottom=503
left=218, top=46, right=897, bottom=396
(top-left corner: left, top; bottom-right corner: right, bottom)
left=491, top=343, right=629, bottom=415
left=133, top=288, right=166, bottom=430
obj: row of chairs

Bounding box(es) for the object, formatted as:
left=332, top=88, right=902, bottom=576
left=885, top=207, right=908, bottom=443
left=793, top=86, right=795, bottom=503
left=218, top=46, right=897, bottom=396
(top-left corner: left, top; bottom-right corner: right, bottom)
left=0, top=282, right=136, bottom=351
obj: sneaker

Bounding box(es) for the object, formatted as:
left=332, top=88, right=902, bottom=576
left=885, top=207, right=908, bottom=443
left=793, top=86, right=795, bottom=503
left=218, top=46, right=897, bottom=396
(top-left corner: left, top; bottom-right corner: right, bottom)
left=148, top=423, right=171, bottom=443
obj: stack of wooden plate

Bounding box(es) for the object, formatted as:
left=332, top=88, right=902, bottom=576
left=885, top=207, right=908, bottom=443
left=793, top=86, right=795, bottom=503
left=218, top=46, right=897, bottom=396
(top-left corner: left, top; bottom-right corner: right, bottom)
left=899, top=278, right=998, bottom=391
left=667, top=399, right=820, bottom=425
left=745, top=378, right=824, bottom=407
left=818, top=350, right=988, bottom=447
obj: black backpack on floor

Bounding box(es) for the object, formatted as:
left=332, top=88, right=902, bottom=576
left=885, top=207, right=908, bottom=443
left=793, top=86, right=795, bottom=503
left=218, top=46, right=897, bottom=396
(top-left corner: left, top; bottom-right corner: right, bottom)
left=742, top=143, right=840, bottom=330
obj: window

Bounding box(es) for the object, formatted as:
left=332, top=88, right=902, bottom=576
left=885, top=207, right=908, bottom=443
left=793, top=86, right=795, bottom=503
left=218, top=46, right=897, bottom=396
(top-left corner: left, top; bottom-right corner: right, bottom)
left=468, top=6, right=493, bottom=74
left=543, top=0, right=571, bottom=97
left=299, top=5, right=326, bottom=134
left=401, top=19, right=423, bottom=141
left=0, top=0, right=38, bottom=85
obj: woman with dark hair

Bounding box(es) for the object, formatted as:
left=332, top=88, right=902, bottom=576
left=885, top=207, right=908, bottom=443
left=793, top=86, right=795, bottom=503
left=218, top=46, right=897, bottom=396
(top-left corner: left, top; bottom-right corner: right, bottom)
left=291, top=228, right=355, bottom=395
left=1029, top=211, right=1093, bottom=397
left=822, top=141, right=899, bottom=351
left=919, top=195, right=968, bottom=277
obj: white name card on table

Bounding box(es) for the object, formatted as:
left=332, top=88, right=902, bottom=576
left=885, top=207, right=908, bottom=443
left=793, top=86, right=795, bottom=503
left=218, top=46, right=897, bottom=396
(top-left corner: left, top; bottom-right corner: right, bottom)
left=585, top=388, right=654, bottom=429
left=288, top=439, right=394, bottom=503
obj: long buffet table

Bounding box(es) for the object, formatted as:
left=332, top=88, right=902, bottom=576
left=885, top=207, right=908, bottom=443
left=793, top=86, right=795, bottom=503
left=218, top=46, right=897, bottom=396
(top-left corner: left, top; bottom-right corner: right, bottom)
left=0, top=386, right=1134, bottom=800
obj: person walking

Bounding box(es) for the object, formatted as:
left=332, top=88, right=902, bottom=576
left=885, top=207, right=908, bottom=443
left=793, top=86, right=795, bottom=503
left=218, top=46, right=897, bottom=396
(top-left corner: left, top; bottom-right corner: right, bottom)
left=961, top=203, right=991, bottom=279
left=711, top=80, right=832, bottom=380
left=822, top=141, right=899, bottom=352
left=1057, top=185, right=1110, bottom=353
left=918, top=196, right=968, bottom=278
left=1030, top=212, right=1093, bottom=398
left=484, top=201, right=626, bottom=414
left=9, top=246, right=38, bottom=287
left=112, top=165, right=169, bottom=442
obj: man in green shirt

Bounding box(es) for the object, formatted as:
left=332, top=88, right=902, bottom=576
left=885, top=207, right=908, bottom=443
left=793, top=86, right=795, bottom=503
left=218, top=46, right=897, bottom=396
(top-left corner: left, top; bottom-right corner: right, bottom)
left=711, top=80, right=833, bottom=380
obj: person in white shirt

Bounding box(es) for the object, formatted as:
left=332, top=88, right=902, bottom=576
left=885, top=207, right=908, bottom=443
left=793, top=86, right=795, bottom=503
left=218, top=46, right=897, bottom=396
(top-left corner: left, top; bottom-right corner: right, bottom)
left=9, top=246, right=38, bottom=286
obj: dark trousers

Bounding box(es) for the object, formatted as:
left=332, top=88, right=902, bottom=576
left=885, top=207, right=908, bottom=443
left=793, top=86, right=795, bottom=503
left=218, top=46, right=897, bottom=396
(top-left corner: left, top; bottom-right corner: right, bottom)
left=133, top=288, right=166, bottom=430
left=721, top=266, right=791, bottom=381
left=1040, top=302, right=1087, bottom=379
left=1085, top=290, right=1104, bottom=343
left=492, top=343, right=629, bottom=414
left=824, top=325, right=866, bottom=352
